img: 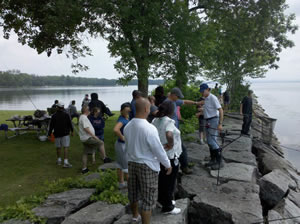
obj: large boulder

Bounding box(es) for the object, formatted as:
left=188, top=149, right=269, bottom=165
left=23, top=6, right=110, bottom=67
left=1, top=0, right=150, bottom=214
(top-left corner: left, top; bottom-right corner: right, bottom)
left=179, top=170, right=263, bottom=224
left=32, top=188, right=96, bottom=224
left=98, top=162, right=117, bottom=171
left=185, top=142, right=209, bottom=164
left=272, top=198, right=300, bottom=224
left=259, top=169, right=295, bottom=209
left=62, top=201, right=125, bottom=224
left=82, top=173, right=101, bottom=183
left=210, top=162, right=256, bottom=183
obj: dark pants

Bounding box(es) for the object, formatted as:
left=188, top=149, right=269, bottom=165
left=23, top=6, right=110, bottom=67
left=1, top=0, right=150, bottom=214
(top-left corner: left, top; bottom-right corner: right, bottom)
left=242, top=114, right=252, bottom=134
left=158, top=159, right=179, bottom=212
left=179, top=143, right=188, bottom=169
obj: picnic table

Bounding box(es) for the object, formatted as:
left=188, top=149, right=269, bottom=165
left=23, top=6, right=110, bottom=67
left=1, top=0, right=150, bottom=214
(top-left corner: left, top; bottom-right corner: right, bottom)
left=5, top=115, right=51, bottom=139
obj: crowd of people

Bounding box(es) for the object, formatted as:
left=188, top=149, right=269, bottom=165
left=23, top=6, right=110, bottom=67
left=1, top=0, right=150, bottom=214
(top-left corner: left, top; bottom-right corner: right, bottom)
left=47, top=84, right=253, bottom=224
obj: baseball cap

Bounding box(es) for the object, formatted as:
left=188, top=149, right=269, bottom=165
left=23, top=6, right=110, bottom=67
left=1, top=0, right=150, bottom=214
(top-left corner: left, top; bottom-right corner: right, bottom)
left=200, top=83, right=209, bottom=93
left=170, top=87, right=184, bottom=99
left=57, top=102, right=64, bottom=108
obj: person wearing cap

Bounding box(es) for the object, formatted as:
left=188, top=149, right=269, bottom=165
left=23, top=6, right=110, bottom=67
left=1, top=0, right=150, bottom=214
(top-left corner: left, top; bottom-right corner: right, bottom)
left=48, top=102, right=74, bottom=168
left=165, top=87, right=201, bottom=174
left=240, top=90, right=253, bottom=135
left=199, top=83, right=224, bottom=170
left=113, top=102, right=131, bottom=189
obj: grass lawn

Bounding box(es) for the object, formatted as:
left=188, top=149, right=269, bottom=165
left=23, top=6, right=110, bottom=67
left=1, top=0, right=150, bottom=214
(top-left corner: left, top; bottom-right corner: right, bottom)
left=0, top=110, right=119, bottom=207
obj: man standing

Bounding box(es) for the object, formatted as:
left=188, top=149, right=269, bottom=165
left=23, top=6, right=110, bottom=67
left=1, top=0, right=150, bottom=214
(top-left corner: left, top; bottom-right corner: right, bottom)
left=129, top=90, right=143, bottom=120
left=124, top=98, right=172, bottom=224
left=48, top=102, right=73, bottom=168
left=165, top=87, right=201, bottom=174
left=68, top=100, right=80, bottom=124
left=200, top=83, right=224, bottom=170
left=240, top=90, right=253, bottom=135
left=82, top=94, right=90, bottom=108
left=88, top=93, right=114, bottom=117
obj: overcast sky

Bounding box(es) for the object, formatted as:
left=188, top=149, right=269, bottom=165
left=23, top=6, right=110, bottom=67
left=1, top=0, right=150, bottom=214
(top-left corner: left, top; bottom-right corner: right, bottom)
left=0, top=0, right=299, bottom=81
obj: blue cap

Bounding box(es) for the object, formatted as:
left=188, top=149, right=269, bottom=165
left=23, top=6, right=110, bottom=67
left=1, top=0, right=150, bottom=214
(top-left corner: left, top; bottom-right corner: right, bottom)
left=200, top=83, right=209, bottom=93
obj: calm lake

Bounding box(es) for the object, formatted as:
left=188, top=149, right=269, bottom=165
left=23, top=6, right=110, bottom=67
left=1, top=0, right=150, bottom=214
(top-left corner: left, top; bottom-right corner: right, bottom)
left=0, top=82, right=299, bottom=169
left=0, top=85, right=157, bottom=111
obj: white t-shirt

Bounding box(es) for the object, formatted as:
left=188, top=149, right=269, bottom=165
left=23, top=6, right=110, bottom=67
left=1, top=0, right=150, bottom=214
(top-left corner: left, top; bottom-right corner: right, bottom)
left=152, top=116, right=182, bottom=160
left=124, top=118, right=171, bottom=172
left=204, top=93, right=222, bottom=119
left=79, top=114, right=95, bottom=141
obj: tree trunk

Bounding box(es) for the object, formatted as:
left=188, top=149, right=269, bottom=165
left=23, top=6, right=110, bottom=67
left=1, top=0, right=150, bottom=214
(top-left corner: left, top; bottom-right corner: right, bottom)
left=137, top=59, right=149, bottom=96
left=175, top=44, right=188, bottom=89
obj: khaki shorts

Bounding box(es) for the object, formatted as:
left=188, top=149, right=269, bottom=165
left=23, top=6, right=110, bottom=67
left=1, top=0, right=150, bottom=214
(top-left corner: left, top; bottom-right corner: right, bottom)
left=82, top=137, right=103, bottom=155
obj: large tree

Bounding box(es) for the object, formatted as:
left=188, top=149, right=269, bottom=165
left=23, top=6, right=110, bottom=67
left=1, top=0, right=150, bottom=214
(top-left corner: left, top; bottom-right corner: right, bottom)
left=199, top=0, right=297, bottom=99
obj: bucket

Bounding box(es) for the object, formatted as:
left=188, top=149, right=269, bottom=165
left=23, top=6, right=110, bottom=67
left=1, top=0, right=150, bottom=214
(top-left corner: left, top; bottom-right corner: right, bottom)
left=50, top=133, right=55, bottom=142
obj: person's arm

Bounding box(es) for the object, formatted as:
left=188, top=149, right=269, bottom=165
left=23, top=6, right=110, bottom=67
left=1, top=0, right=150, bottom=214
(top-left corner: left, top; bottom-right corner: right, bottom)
left=240, top=104, right=243, bottom=115
left=148, top=130, right=171, bottom=170
left=67, top=114, right=74, bottom=135
left=164, top=131, right=174, bottom=150
left=218, top=108, right=224, bottom=131
left=183, top=100, right=197, bottom=105
left=84, top=127, right=98, bottom=140
left=47, top=117, right=54, bottom=136
left=113, top=122, right=125, bottom=142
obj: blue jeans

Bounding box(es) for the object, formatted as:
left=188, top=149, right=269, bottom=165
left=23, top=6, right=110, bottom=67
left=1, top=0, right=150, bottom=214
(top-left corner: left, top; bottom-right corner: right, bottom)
left=205, top=117, right=219, bottom=150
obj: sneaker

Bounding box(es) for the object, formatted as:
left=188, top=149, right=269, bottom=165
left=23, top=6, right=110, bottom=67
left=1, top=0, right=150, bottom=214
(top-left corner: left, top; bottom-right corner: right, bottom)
left=103, top=157, right=112, bottom=163
left=200, top=139, right=205, bottom=145
left=172, top=200, right=176, bottom=206
left=132, top=215, right=141, bottom=223
left=81, top=168, right=89, bottom=174
left=63, top=162, right=72, bottom=168
left=211, top=161, right=224, bottom=170
left=164, top=207, right=181, bottom=215
left=157, top=200, right=175, bottom=208
left=57, top=160, right=62, bottom=166
left=182, top=167, right=192, bottom=175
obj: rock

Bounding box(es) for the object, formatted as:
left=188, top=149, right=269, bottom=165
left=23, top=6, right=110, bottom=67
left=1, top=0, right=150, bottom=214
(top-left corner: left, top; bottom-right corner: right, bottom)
left=268, top=210, right=286, bottom=224
left=98, top=162, right=117, bottom=171
left=185, top=142, right=209, bottom=164
left=273, top=198, right=300, bottom=224
left=222, top=136, right=257, bottom=166
left=62, top=201, right=125, bottom=224
left=115, top=199, right=190, bottom=224
left=288, top=190, right=300, bottom=208
left=82, top=172, right=101, bottom=183
left=259, top=169, right=294, bottom=209
left=210, top=162, right=256, bottom=183
left=32, top=188, right=96, bottom=224
left=1, top=220, right=32, bottom=224
left=179, top=172, right=263, bottom=224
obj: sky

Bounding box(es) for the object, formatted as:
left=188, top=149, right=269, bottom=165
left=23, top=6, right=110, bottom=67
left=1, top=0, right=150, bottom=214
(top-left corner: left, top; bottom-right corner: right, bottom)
left=0, top=0, right=299, bottom=81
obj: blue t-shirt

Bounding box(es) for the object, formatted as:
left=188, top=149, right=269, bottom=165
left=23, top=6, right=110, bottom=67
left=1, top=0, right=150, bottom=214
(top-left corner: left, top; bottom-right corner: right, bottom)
left=117, top=115, right=129, bottom=143
left=164, top=98, right=184, bottom=128
left=129, top=99, right=136, bottom=120
left=88, top=115, right=105, bottom=138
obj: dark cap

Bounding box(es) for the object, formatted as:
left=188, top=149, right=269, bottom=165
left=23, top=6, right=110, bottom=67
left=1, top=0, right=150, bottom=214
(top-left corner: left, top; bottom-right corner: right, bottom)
left=200, top=83, right=209, bottom=93
left=121, top=102, right=131, bottom=111
left=170, top=87, right=184, bottom=99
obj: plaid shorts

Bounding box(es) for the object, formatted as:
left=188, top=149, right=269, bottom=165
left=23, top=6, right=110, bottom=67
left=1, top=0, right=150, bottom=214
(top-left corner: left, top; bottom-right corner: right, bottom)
left=128, top=162, right=159, bottom=211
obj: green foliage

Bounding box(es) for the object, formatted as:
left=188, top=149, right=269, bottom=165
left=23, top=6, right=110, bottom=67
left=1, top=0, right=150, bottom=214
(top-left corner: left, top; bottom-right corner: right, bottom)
left=229, top=83, right=251, bottom=111
left=180, top=116, right=198, bottom=136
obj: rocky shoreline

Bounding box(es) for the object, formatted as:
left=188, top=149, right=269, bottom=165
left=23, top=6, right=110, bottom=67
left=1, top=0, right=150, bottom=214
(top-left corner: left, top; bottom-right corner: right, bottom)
left=4, top=100, right=300, bottom=224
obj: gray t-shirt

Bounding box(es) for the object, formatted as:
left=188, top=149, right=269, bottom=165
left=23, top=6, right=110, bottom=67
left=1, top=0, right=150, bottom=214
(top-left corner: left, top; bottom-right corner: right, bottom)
left=204, top=94, right=221, bottom=119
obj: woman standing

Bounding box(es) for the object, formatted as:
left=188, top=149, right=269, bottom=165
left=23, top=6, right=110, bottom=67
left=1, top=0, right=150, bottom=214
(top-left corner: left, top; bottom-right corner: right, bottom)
left=88, top=107, right=112, bottom=163
left=113, top=103, right=131, bottom=189
left=152, top=101, right=182, bottom=215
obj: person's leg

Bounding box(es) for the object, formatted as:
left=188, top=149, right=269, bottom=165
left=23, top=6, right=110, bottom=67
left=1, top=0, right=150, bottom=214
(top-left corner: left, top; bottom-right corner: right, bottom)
left=141, top=211, right=151, bottom=224
left=179, top=143, right=191, bottom=174
left=244, top=114, right=252, bottom=134
left=241, top=115, right=248, bottom=134
left=92, top=153, right=96, bottom=164
left=56, top=147, right=61, bottom=160
left=158, top=164, right=167, bottom=205
left=82, top=153, right=88, bottom=170
left=117, top=168, right=124, bottom=184
left=128, top=162, right=140, bottom=219
left=62, top=136, right=72, bottom=167
left=55, top=137, right=62, bottom=164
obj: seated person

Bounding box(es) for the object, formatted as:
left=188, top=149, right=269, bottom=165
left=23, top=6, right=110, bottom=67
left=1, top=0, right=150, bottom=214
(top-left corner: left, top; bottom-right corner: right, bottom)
left=52, top=100, right=59, bottom=109
left=68, top=100, right=80, bottom=124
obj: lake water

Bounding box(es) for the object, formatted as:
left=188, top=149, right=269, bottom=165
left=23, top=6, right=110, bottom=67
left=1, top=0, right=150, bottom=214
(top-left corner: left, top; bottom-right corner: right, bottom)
left=251, top=82, right=300, bottom=170
left=0, top=82, right=299, bottom=169
left=0, top=85, right=157, bottom=111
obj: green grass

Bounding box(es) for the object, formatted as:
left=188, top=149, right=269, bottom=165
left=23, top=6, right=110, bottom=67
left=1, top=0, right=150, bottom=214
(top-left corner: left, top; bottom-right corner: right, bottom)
left=0, top=110, right=119, bottom=207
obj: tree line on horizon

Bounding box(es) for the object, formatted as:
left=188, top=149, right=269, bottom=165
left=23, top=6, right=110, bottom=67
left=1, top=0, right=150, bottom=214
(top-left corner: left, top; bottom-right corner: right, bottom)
left=0, top=70, right=164, bottom=87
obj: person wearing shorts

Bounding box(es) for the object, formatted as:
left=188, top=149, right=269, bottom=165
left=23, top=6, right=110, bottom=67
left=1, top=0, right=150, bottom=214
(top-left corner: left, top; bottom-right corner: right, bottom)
left=124, top=98, right=171, bottom=224
left=48, top=102, right=73, bottom=168
left=79, top=106, right=105, bottom=174
left=113, top=102, right=131, bottom=189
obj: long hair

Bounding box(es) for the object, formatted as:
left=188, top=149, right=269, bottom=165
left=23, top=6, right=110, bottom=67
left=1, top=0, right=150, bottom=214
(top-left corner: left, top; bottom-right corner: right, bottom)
left=156, top=101, right=174, bottom=118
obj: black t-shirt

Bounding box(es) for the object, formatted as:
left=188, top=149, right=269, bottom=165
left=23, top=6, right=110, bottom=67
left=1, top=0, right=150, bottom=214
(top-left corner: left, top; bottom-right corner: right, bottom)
left=223, top=91, right=230, bottom=102
left=242, top=96, right=252, bottom=115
